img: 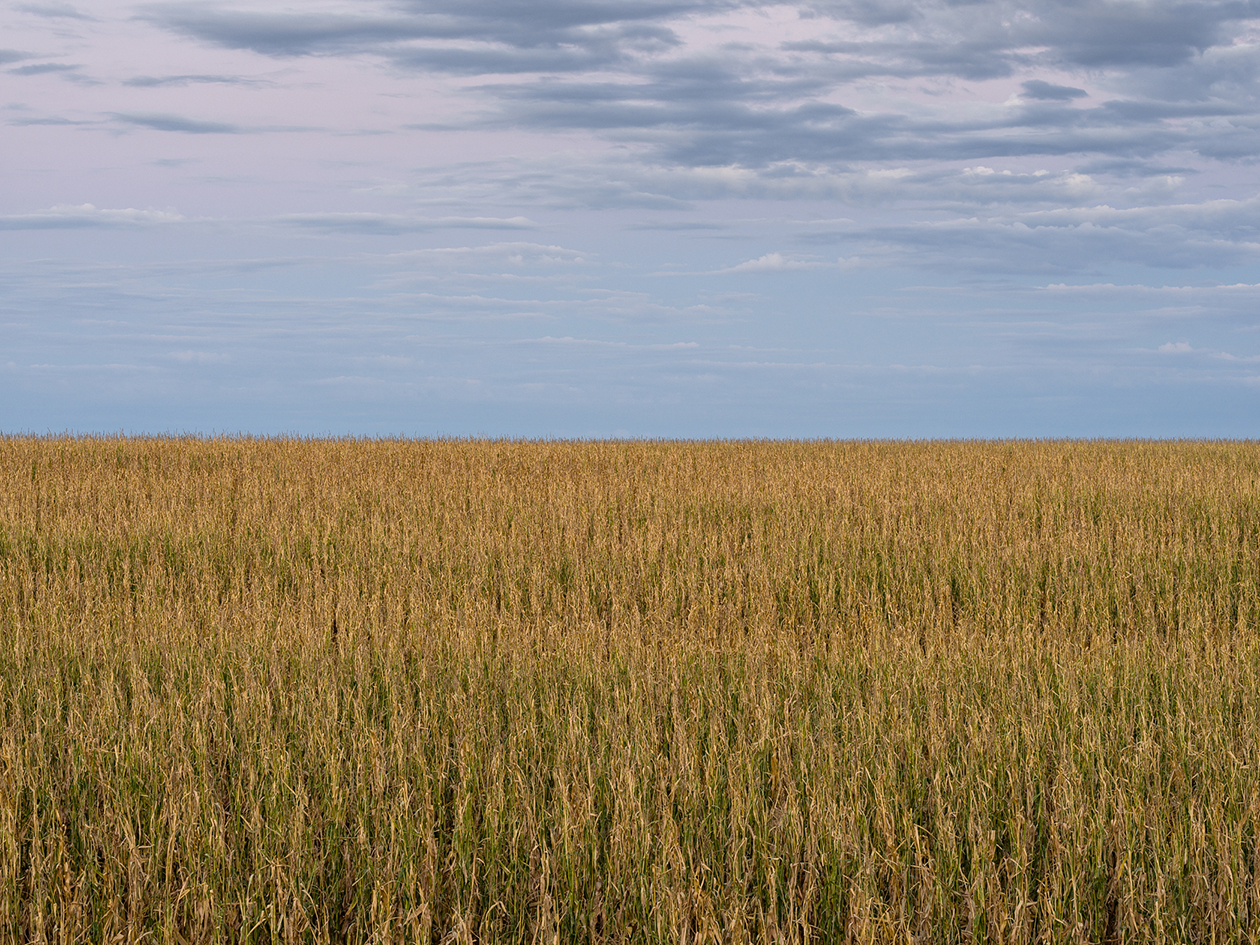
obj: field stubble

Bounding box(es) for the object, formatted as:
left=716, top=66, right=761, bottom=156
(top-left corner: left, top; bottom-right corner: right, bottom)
left=1, top=437, right=1258, bottom=943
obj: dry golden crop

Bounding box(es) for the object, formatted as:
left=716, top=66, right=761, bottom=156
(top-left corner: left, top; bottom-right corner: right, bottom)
left=1, top=436, right=1258, bottom=943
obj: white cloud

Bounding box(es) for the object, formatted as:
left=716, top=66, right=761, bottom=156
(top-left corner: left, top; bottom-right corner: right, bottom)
left=272, top=213, right=538, bottom=234
left=706, top=252, right=862, bottom=274
left=385, top=242, right=594, bottom=268
left=0, top=204, right=185, bottom=229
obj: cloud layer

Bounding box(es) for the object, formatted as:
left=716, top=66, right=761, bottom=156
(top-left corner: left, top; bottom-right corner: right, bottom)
left=2, top=0, right=1259, bottom=434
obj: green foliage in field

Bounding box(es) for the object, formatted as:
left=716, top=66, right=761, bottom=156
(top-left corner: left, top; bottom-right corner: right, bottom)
left=1, top=438, right=1258, bottom=943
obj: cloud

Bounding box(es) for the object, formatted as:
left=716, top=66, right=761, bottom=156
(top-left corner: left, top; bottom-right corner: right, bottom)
left=746, top=191, right=1260, bottom=276
left=406, top=151, right=1112, bottom=214
left=1021, top=79, right=1088, bottom=101
left=123, top=73, right=270, bottom=87
left=1042, top=281, right=1260, bottom=298
left=137, top=0, right=1260, bottom=181
left=8, top=62, right=79, bottom=75
left=1016, top=195, right=1260, bottom=240
left=272, top=213, right=538, bottom=234
left=140, top=0, right=712, bottom=71
left=1158, top=341, right=1193, bottom=353
left=456, top=67, right=1245, bottom=172
left=806, top=0, right=1256, bottom=72
left=0, top=204, right=185, bottom=229
left=14, top=2, right=92, bottom=19
left=648, top=251, right=860, bottom=274
left=389, top=241, right=593, bottom=267
left=10, top=0, right=1260, bottom=436
left=7, top=115, right=93, bottom=126
left=109, top=112, right=242, bottom=134
left=849, top=214, right=1260, bottom=275
left=623, top=220, right=731, bottom=230
left=528, top=335, right=698, bottom=349
left=714, top=252, right=856, bottom=273
left=107, top=112, right=317, bottom=134
left=0, top=206, right=541, bottom=239
left=169, top=350, right=229, bottom=363
left=1077, top=158, right=1198, bottom=180
left=137, top=7, right=432, bottom=57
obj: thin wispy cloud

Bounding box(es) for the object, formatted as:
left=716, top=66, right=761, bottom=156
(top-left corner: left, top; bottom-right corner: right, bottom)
left=0, top=204, right=185, bottom=229
left=108, top=112, right=320, bottom=133
left=8, top=62, right=79, bottom=75
left=274, top=213, right=538, bottom=235
left=109, top=112, right=243, bottom=133
left=123, top=73, right=273, bottom=87
left=7, top=114, right=94, bottom=125
left=667, top=252, right=862, bottom=274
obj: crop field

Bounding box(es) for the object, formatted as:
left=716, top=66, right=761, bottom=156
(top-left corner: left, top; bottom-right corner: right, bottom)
left=1, top=437, right=1258, bottom=943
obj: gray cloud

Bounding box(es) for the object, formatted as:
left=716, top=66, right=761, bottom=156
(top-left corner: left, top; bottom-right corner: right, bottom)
left=806, top=0, right=1260, bottom=71
left=141, top=0, right=717, bottom=71
left=1022, top=79, right=1087, bottom=100
left=624, top=220, right=731, bottom=230
left=0, top=50, right=30, bottom=64
left=123, top=73, right=270, bottom=87
left=14, top=2, right=92, bottom=19
left=6, top=115, right=93, bottom=125
left=107, top=112, right=318, bottom=134
left=137, top=0, right=1260, bottom=184
left=869, top=220, right=1258, bottom=273
left=110, top=112, right=238, bottom=133
left=110, top=112, right=242, bottom=133
left=0, top=204, right=184, bottom=229
left=0, top=205, right=544, bottom=236
left=1076, top=157, right=1199, bottom=179
left=273, top=213, right=538, bottom=234
left=473, top=82, right=1199, bottom=169
left=139, top=9, right=434, bottom=57
left=791, top=194, right=1260, bottom=274
left=435, top=153, right=1111, bottom=212
left=805, top=0, right=918, bottom=26
left=388, top=34, right=675, bottom=75
left=8, top=62, right=78, bottom=75
left=386, top=241, right=594, bottom=268
left=1015, top=195, right=1260, bottom=240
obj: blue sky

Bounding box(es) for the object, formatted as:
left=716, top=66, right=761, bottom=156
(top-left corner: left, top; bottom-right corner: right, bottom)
left=3, top=0, right=1260, bottom=436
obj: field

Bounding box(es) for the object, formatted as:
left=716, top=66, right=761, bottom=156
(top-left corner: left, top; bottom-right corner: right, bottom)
left=1, top=437, right=1258, bottom=944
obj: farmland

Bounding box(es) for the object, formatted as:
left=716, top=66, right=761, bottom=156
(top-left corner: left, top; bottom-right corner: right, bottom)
left=1, top=437, right=1258, bottom=943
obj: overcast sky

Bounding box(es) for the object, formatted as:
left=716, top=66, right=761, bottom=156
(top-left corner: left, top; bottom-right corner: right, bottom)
left=3, top=0, right=1259, bottom=436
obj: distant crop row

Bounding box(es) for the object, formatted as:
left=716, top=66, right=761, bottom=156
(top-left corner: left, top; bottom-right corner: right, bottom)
left=1, top=437, right=1258, bottom=943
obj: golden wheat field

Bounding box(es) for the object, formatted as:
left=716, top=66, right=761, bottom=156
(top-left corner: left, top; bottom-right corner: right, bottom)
left=1, top=436, right=1259, bottom=944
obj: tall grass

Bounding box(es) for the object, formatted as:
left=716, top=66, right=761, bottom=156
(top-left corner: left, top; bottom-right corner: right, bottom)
left=1, top=437, right=1258, bottom=943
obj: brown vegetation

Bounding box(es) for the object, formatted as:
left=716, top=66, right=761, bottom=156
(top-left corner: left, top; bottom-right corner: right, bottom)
left=1, top=437, right=1258, bottom=943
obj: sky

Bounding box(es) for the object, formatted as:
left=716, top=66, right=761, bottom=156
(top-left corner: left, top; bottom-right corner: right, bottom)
left=3, top=0, right=1260, bottom=437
